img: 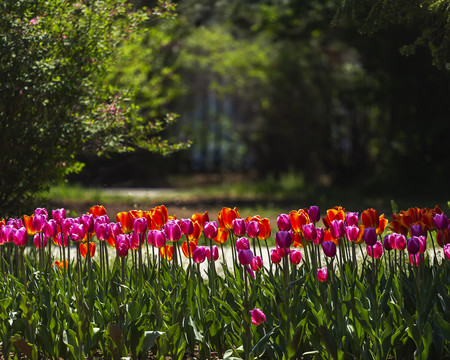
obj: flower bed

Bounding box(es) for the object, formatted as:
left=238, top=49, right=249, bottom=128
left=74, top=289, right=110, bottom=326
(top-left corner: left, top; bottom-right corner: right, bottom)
left=0, top=204, right=449, bottom=359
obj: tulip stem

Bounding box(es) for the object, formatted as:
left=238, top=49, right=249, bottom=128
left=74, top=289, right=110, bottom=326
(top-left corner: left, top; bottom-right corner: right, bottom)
left=243, top=267, right=250, bottom=360
left=283, top=254, right=290, bottom=353
left=264, top=240, right=272, bottom=275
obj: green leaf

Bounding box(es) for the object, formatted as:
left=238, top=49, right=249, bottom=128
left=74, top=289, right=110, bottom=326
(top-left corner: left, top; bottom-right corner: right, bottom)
left=142, top=330, right=163, bottom=353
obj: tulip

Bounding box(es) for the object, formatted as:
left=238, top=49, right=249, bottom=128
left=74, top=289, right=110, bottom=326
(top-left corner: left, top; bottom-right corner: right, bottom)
left=345, top=212, right=359, bottom=227
left=302, top=224, right=317, bottom=242
left=250, top=255, right=263, bottom=271
left=443, top=244, right=450, bottom=260
left=182, top=239, right=197, bottom=258
left=277, top=213, right=291, bottom=231
left=133, top=217, right=147, bottom=234
left=417, top=235, right=426, bottom=253
left=407, top=236, right=420, bottom=255
left=345, top=225, right=360, bottom=242
left=246, top=220, right=260, bottom=239
left=116, top=211, right=134, bottom=233
left=410, top=224, right=423, bottom=237
left=308, top=206, right=320, bottom=224
left=95, top=222, right=110, bottom=241
left=7, top=218, right=24, bottom=229
left=321, top=241, right=336, bottom=257
left=250, top=308, right=266, bottom=326
left=204, top=221, right=218, bottom=240
left=80, top=214, right=95, bottom=234
left=148, top=229, right=166, bottom=248
left=115, top=234, right=130, bottom=257
left=317, top=267, right=328, bottom=282
left=14, top=227, right=28, bottom=247
left=275, top=230, right=293, bottom=249
left=43, top=219, right=58, bottom=239
left=314, top=227, right=325, bottom=245
left=218, top=207, right=239, bottom=231
left=232, top=218, right=246, bottom=236
left=205, top=245, right=219, bottom=261
left=180, top=218, right=194, bottom=236
left=164, top=220, right=182, bottom=242
left=433, top=213, right=448, bottom=230
left=289, top=209, right=310, bottom=234
left=61, top=218, right=74, bottom=237
left=191, top=211, right=209, bottom=230
left=89, top=205, right=107, bottom=218
left=364, top=227, right=377, bottom=247
left=213, top=227, right=229, bottom=245
left=323, top=206, right=345, bottom=228
left=290, top=249, right=303, bottom=265
left=57, top=233, right=68, bottom=248
left=330, top=219, right=345, bottom=239
left=32, top=214, right=47, bottom=233
left=361, top=208, right=379, bottom=229
left=367, top=241, right=383, bottom=259
left=238, top=249, right=254, bottom=266
left=236, top=237, right=250, bottom=251
left=52, top=208, right=67, bottom=225
left=193, top=246, right=207, bottom=264
left=70, top=223, right=86, bottom=242
left=270, top=248, right=282, bottom=264
left=34, top=207, right=48, bottom=218
left=383, top=235, right=392, bottom=251
left=80, top=241, right=96, bottom=258
left=33, top=234, right=47, bottom=248
left=409, top=253, right=422, bottom=266
left=394, top=234, right=407, bottom=251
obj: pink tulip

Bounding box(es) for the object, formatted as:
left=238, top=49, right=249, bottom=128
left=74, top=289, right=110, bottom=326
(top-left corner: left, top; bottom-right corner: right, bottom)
left=290, top=249, right=303, bottom=265
left=232, top=218, right=246, bottom=236
left=250, top=255, right=263, bottom=271
left=57, top=233, right=69, bottom=248
left=33, top=234, right=47, bottom=248
left=180, top=219, right=194, bottom=236
left=133, top=217, right=147, bottom=234
left=148, top=229, right=166, bottom=248
left=409, top=253, right=422, bottom=266
left=204, top=221, right=218, bottom=240
left=116, top=234, right=130, bottom=257
left=308, top=206, right=320, bottom=224
left=32, top=214, right=47, bottom=232
left=70, top=223, right=86, bottom=242
left=270, top=248, right=282, bottom=264
left=250, top=308, right=266, bottom=326
left=43, top=219, right=58, bottom=238
left=314, top=227, right=324, bottom=245
left=238, top=249, right=253, bottom=266
left=80, top=214, right=95, bottom=233
left=246, top=220, right=260, bottom=239
left=330, top=220, right=345, bottom=239
left=164, top=220, right=182, bottom=242
left=95, top=222, right=110, bottom=241
left=52, top=208, right=66, bottom=225
left=443, top=244, right=450, bottom=260
left=206, top=245, right=219, bottom=261
left=236, top=237, right=250, bottom=251
left=345, top=225, right=360, bottom=242
left=302, top=224, right=317, bottom=242
left=193, top=246, right=207, bottom=264
left=345, top=212, right=359, bottom=227
left=276, top=214, right=291, bottom=231
left=14, top=227, right=28, bottom=247
left=367, top=241, right=383, bottom=259
left=317, top=267, right=328, bottom=282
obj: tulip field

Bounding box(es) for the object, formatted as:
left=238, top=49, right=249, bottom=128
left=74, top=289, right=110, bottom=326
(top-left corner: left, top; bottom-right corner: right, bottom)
left=0, top=204, right=449, bottom=359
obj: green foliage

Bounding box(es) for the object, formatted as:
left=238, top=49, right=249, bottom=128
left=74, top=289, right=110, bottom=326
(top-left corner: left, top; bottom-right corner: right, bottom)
left=0, top=0, right=186, bottom=217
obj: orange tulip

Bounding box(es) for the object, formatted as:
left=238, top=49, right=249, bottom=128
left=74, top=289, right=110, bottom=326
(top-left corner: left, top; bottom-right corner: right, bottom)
left=361, top=208, right=379, bottom=229
left=23, top=214, right=37, bottom=236
left=160, top=244, right=173, bottom=261
left=218, top=207, right=239, bottom=232
left=54, top=260, right=67, bottom=269
left=324, top=229, right=338, bottom=245
left=191, top=211, right=209, bottom=230
left=80, top=241, right=96, bottom=258
left=355, top=225, right=365, bottom=244
left=89, top=205, right=107, bottom=218
left=130, top=210, right=145, bottom=219
left=116, top=211, right=134, bottom=233
left=289, top=209, right=310, bottom=234
left=400, top=207, right=422, bottom=229
left=213, top=227, right=229, bottom=245
left=421, top=205, right=442, bottom=231
left=150, top=205, right=169, bottom=229
left=188, top=220, right=202, bottom=242
left=292, top=233, right=303, bottom=248
left=246, top=215, right=271, bottom=240
left=182, top=239, right=198, bottom=258
left=376, top=214, right=388, bottom=235
left=388, top=213, right=409, bottom=236
left=323, top=206, right=345, bottom=229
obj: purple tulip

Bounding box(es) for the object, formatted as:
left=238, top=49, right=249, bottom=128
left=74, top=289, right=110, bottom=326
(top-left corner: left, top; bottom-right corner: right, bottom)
left=70, top=223, right=86, bottom=242
left=321, top=241, right=336, bottom=258
left=0, top=225, right=15, bottom=244
left=109, top=222, right=123, bottom=238
left=276, top=214, right=291, bottom=231
left=367, top=241, right=383, bottom=258
left=364, top=227, right=377, bottom=247
left=34, top=208, right=48, bottom=217
left=246, top=220, right=260, bottom=239
left=204, top=221, right=218, bottom=240
left=164, top=219, right=182, bottom=242
left=394, top=234, right=406, bottom=251
left=32, top=214, right=47, bottom=233
left=236, top=237, right=250, bottom=251
left=308, top=206, right=320, bottom=224
left=7, top=218, right=24, bottom=229
left=290, top=249, right=303, bottom=265
left=43, top=219, right=58, bottom=238
left=407, top=236, right=420, bottom=254
left=14, top=227, right=28, bottom=247
left=180, top=219, right=194, bottom=236
left=52, top=208, right=66, bottom=225
left=250, top=308, right=266, bottom=326
left=238, top=249, right=254, bottom=266
left=383, top=235, right=392, bottom=251
left=80, top=214, right=95, bottom=234
left=275, top=230, right=293, bottom=249
left=232, top=218, right=246, bottom=236
left=193, top=246, right=207, bottom=264
left=61, top=218, right=74, bottom=237
left=330, top=220, right=345, bottom=239
left=302, top=224, right=317, bottom=242
left=410, top=224, right=423, bottom=237
left=345, top=225, right=360, bottom=242
left=433, top=213, right=448, bottom=230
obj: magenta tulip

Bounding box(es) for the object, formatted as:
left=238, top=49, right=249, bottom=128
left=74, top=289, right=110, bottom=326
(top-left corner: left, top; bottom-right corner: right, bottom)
left=407, top=236, right=420, bottom=255
left=61, top=218, right=74, bottom=237
left=443, top=244, right=450, bottom=260
left=270, top=248, right=282, bottom=264
left=164, top=220, right=182, bottom=242
left=275, top=230, right=292, bottom=249
left=95, top=222, right=110, bottom=241
left=204, top=221, right=218, bottom=240
left=364, top=227, right=377, bottom=246
left=302, top=224, right=317, bottom=242
left=70, top=223, right=86, bottom=242
left=43, top=219, right=58, bottom=238
left=308, top=206, right=320, bottom=224
left=206, top=245, right=219, bottom=261
left=345, top=212, right=359, bottom=227
left=433, top=213, right=448, bottom=230
left=115, top=234, right=130, bottom=257
left=276, top=214, right=291, bottom=231
left=250, top=255, right=263, bottom=271
left=330, top=219, right=345, bottom=239
left=246, top=220, right=260, bottom=239
left=32, top=214, right=47, bottom=232
left=367, top=241, right=383, bottom=259
left=394, top=234, right=406, bottom=251
left=193, top=246, right=207, bottom=264
left=52, top=208, right=66, bottom=225
left=180, top=219, right=194, bottom=236
left=250, top=308, right=266, bottom=326
left=418, top=235, right=426, bottom=253
left=0, top=225, right=15, bottom=244
left=33, top=234, right=47, bottom=248
left=133, top=217, right=147, bottom=234
left=7, top=218, right=24, bottom=229
left=14, top=227, right=28, bottom=247
left=345, top=225, right=360, bottom=242
left=232, top=218, right=246, bottom=236
left=57, top=233, right=69, bottom=248
left=409, top=253, right=422, bottom=266
left=236, top=237, right=250, bottom=251
left=80, top=214, right=95, bottom=234
left=314, top=227, right=324, bottom=245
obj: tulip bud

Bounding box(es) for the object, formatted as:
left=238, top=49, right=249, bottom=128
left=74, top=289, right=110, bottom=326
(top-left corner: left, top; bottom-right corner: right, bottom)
left=232, top=218, right=246, bottom=236
left=443, top=244, right=450, bottom=260
left=204, top=221, right=218, bottom=240
left=250, top=255, right=263, bottom=271
left=367, top=241, right=383, bottom=259
left=407, top=236, right=420, bottom=255
left=277, top=213, right=291, bottom=231
left=317, top=267, right=328, bottom=282
left=321, top=241, right=336, bottom=257
left=193, top=246, right=207, bottom=263
left=345, top=212, right=359, bottom=227
left=270, top=249, right=282, bottom=264
left=364, top=227, right=377, bottom=246
left=236, top=237, right=250, bottom=251
left=246, top=220, right=260, bottom=239
left=250, top=308, right=266, bottom=326
left=238, top=249, right=254, bottom=266
left=302, top=224, right=317, bottom=242
left=308, top=206, right=320, bottom=224
left=275, top=230, right=292, bottom=249
left=289, top=249, right=303, bottom=265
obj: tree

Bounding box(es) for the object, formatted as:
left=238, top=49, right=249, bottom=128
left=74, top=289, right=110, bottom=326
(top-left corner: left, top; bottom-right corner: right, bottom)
left=0, top=0, right=186, bottom=216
